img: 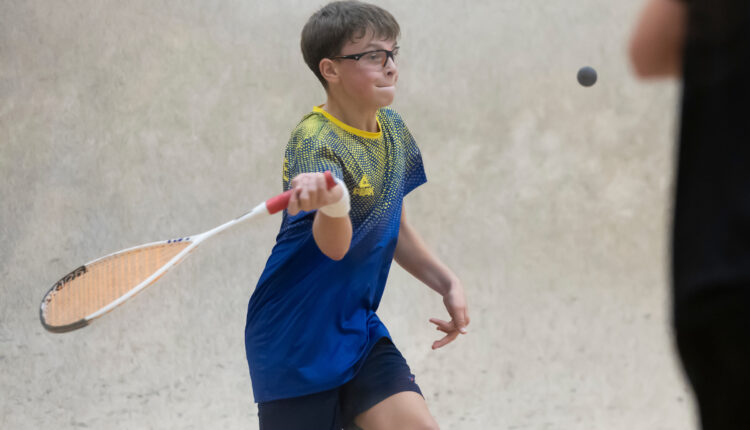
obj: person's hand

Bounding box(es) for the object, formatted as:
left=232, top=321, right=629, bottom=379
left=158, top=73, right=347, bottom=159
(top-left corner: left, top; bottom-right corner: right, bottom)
left=429, top=280, right=470, bottom=350
left=287, top=172, right=344, bottom=216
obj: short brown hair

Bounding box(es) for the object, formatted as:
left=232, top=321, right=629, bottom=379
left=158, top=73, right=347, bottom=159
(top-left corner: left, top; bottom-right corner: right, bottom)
left=301, top=1, right=400, bottom=88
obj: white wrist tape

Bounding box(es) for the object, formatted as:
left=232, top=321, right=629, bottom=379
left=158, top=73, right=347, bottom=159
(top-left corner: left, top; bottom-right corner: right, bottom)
left=319, top=177, right=350, bottom=218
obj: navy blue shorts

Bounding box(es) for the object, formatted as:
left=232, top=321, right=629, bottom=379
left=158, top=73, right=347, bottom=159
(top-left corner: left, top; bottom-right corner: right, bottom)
left=257, top=337, right=422, bottom=430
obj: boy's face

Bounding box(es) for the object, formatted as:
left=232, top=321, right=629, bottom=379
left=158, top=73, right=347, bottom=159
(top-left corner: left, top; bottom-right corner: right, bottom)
left=331, top=32, right=398, bottom=109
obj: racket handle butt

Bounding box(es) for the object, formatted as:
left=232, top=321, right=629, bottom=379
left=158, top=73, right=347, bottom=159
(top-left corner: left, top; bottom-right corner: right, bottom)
left=324, top=170, right=336, bottom=189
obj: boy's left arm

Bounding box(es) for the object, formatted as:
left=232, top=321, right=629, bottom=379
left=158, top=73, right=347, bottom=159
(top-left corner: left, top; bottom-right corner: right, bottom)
left=394, top=203, right=470, bottom=350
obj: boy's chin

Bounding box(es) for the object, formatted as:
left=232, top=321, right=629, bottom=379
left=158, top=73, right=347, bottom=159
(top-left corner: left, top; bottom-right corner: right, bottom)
left=374, top=88, right=396, bottom=106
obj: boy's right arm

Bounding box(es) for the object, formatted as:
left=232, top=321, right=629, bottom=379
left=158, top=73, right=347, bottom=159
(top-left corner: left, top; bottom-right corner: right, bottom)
left=287, top=172, right=352, bottom=261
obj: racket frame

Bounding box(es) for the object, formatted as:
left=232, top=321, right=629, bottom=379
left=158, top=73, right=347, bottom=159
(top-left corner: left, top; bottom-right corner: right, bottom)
left=39, top=170, right=336, bottom=333
left=39, top=201, right=269, bottom=333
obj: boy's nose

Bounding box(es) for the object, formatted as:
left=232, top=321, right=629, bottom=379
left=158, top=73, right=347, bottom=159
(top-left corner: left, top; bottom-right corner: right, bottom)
left=384, top=57, right=397, bottom=74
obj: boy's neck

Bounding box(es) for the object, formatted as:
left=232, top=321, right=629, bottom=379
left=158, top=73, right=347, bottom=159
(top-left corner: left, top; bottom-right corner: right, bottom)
left=322, top=96, right=380, bottom=134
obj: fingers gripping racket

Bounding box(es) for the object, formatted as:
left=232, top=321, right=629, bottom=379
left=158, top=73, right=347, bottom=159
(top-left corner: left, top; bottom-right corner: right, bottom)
left=40, top=171, right=337, bottom=333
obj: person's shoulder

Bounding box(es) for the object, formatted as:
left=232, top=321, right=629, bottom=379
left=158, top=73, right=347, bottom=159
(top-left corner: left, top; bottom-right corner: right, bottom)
left=288, top=109, right=338, bottom=150
left=378, top=106, right=405, bottom=123
left=290, top=110, right=328, bottom=140
left=377, top=107, right=409, bottom=132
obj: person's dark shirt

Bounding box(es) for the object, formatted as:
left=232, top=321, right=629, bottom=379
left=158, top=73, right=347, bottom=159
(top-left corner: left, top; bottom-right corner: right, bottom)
left=673, top=0, right=750, bottom=300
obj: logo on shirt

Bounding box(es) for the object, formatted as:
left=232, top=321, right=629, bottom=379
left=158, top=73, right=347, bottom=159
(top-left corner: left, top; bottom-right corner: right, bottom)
left=353, top=175, right=374, bottom=196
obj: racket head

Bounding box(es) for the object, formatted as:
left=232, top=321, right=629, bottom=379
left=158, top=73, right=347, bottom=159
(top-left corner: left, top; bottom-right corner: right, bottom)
left=40, top=238, right=195, bottom=333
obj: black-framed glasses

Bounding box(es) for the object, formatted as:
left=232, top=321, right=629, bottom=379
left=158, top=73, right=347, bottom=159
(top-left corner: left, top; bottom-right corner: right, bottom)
left=330, top=47, right=399, bottom=69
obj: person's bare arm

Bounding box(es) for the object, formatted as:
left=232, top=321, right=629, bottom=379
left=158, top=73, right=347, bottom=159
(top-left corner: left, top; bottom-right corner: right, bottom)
left=629, top=0, right=688, bottom=78
left=394, top=204, right=470, bottom=349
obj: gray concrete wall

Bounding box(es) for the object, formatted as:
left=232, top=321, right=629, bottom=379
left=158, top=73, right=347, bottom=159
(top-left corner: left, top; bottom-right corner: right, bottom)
left=1, top=0, right=695, bottom=428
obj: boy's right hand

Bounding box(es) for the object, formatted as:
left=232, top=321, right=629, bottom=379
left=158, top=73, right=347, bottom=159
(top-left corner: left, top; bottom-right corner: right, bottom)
left=287, top=172, right=345, bottom=216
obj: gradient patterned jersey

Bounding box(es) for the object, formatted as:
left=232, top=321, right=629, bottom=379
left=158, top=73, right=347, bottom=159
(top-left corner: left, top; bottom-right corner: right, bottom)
left=244, top=106, right=426, bottom=403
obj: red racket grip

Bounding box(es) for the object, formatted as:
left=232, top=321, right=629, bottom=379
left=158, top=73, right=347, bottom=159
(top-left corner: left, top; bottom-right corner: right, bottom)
left=265, top=170, right=337, bottom=215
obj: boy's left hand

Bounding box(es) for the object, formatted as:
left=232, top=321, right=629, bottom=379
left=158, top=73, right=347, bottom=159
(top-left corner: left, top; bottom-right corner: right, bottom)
left=429, top=281, right=470, bottom=350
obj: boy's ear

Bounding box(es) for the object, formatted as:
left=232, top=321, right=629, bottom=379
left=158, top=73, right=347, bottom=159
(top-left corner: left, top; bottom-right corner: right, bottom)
left=319, top=58, right=340, bottom=85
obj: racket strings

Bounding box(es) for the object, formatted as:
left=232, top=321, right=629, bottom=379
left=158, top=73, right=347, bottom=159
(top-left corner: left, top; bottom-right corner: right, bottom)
left=43, top=242, right=191, bottom=327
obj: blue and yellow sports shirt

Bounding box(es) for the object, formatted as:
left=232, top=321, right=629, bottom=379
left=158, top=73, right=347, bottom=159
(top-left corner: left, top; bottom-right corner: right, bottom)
left=244, top=106, right=426, bottom=403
